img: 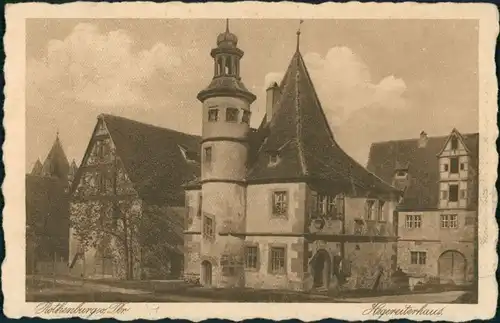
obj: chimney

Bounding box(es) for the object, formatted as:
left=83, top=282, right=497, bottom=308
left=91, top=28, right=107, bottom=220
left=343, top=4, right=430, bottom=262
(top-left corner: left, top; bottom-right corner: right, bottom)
left=418, top=131, right=428, bottom=148
left=266, top=82, right=281, bottom=123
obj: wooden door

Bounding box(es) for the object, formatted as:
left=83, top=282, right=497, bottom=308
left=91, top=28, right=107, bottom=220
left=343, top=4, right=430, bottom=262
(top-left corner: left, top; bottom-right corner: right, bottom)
left=439, top=251, right=466, bottom=285
left=202, top=261, right=212, bottom=286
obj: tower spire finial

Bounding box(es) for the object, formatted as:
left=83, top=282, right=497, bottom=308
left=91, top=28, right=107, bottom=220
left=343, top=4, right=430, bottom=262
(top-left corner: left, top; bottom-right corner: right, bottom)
left=296, top=20, right=304, bottom=52
left=226, top=18, right=230, bottom=32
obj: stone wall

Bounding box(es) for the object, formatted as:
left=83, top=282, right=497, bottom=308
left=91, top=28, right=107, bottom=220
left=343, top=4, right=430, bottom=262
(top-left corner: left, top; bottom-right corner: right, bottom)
left=244, top=236, right=305, bottom=291
left=343, top=241, right=396, bottom=290
left=397, top=240, right=475, bottom=283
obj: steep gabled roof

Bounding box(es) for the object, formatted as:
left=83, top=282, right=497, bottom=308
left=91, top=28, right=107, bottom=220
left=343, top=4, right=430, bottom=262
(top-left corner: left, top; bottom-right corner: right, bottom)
left=367, top=132, right=479, bottom=210
left=41, top=135, right=70, bottom=181
left=247, top=50, right=399, bottom=196
left=436, top=128, right=472, bottom=156
left=99, top=114, right=201, bottom=206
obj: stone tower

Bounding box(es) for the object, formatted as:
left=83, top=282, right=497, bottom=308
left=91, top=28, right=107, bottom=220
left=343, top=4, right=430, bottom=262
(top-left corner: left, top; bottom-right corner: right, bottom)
left=196, top=20, right=256, bottom=288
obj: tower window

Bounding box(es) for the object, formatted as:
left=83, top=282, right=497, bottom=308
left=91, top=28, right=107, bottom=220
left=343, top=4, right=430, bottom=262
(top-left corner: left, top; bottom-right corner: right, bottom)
left=272, top=191, right=288, bottom=216
left=226, top=108, right=239, bottom=122
left=451, top=136, right=459, bottom=150
left=449, top=184, right=459, bottom=202
left=450, top=157, right=459, bottom=174
left=204, top=147, right=212, bottom=164
left=242, top=110, right=251, bottom=124
left=208, top=108, right=219, bottom=122
left=225, top=56, right=232, bottom=75
left=217, top=57, right=224, bottom=76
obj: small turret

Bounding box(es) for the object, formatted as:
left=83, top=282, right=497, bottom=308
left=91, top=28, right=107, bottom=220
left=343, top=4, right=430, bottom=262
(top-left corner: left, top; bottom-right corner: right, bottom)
left=31, top=159, right=43, bottom=176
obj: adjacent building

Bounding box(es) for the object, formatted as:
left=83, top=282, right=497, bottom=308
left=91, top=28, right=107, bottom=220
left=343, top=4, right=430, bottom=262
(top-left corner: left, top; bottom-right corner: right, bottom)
left=183, top=23, right=403, bottom=291
left=26, top=134, right=77, bottom=274
left=68, top=114, right=200, bottom=279
left=367, top=129, right=479, bottom=285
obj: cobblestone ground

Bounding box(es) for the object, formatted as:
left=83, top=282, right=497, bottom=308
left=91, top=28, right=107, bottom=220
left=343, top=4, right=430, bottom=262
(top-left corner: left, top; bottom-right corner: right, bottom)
left=26, top=276, right=467, bottom=303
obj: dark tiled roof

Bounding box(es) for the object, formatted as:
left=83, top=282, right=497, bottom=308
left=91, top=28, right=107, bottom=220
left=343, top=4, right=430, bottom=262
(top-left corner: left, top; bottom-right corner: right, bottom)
left=100, top=114, right=201, bottom=206
left=247, top=50, right=399, bottom=196
left=197, top=76, right=256, bottom=103
left=366, top=132, right=479, bottom=210
left=41, top=136, right=70, bottom=181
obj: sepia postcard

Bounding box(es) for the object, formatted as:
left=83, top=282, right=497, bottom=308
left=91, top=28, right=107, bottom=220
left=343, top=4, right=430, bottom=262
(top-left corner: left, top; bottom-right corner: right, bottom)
left=2, top=1, right=499, bottom=321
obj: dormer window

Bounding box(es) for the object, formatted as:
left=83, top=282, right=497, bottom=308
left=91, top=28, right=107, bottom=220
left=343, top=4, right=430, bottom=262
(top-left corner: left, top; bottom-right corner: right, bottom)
left=226, top=107, right=239, bottom=122
left=178, top=145, right=199, bottom=164
left=268, top=152, right=280, bottom=167
left=208, top=108, right=219, bottom=122
left=395, top=170, right=407, bottom=178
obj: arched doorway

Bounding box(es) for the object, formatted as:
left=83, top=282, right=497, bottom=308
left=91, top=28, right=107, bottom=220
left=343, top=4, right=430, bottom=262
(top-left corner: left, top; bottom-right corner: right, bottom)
left=201, top=261, right=212, bottom=286
left=438, top=250, right=466, bottom=285
left=310, top=249, right=331, bottom=289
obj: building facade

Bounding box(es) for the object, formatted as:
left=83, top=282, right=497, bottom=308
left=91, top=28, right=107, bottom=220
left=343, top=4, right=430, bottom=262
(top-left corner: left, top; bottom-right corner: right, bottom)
left=367, top=130, right=479, bottom=285
left=68, top=114, right=199, bottom=279
left=183, top=23, right=403, bottom=291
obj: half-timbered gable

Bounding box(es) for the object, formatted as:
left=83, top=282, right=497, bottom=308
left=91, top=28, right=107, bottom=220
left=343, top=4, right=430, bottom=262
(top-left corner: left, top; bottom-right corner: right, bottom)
left=69, top=114, right=201, bottom=279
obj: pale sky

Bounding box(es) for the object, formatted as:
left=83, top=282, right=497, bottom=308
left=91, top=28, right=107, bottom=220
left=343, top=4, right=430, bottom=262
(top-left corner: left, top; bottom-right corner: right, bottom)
left=26, top=18, right=479, bottom=171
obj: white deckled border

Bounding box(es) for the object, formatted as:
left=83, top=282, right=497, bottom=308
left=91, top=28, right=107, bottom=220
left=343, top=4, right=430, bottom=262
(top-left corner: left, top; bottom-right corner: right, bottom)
left=3, top=1, right=498, bottom=321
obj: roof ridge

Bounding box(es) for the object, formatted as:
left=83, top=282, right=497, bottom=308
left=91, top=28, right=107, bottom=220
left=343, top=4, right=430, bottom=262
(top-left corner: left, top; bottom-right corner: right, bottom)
left=100, top=113, right=200, bottom=138
left=294, top=52, right=308, bottom=176
left=371, top=132, right=479, bottom=145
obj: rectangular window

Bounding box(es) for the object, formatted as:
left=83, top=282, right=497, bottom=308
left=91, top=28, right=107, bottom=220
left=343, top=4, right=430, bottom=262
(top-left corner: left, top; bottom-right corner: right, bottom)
left=377, top=201, right=385, bottom=221
left=244, top=246, right=258, bottom=269
left=460, top=189, right=467, bottom=199
left=449, top=184, right=459, bottom=202
left=208, top=108, right=219, bottom=122
left=450, top=157, right=459, bottom=174
left=270, top=247, right=286, bottom=274
left=451, top=137, right=459, bottom=150
left=204, top=147, right=212, bottom=164
left=242, top=110, right=251, bottom=124
left=460, top=163, right=466, bottom=171
left=440, top=214, right=458, bottom=228
left=441, top=190, right=448, bottom=200
left=272, top=191, right=288, bottom=216
left=203, top=216, right=214, bottom=238
left=405, top=214, right=422, bottom=229
left=410, top=251, right=426, bottom=265
left=317, top=194, right=337, bottom=217
left=443, top=164, right=449, bottom=172
left=226, top=107, right=239, bottom=122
